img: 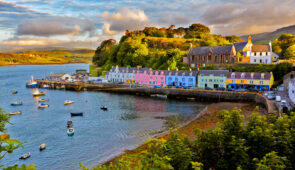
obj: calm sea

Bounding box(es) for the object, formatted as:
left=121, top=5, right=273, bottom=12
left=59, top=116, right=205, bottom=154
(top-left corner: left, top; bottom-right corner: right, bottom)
left=0, top=64, right=206, bottom=169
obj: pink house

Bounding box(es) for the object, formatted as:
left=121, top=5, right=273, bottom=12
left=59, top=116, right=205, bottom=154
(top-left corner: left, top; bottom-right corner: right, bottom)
left=135, top=68, right=166, bottom=86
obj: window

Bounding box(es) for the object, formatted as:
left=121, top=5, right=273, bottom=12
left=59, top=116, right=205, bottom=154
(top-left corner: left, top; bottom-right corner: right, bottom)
left=220, top=80, right=223, bottom=82
left=232, top=80, right=235, bottom=83
left=200, top=74, right=204, bottom=77
left=241, top=80, right=244, bottom=83
left=201, top=79, right=204, bottom=82
left=209, top=79, right=212, bottom=82
left=175, top=78, right=178, bottom=81
left=250, top=80, right=253, bottom=84
left=231, top=73, right=235, bottom=78
left=293, top=90, right=294, bottom=94
left=161, top=77, right=163, bottom=80
left=260, top=81, right=264, bottom=85
left=168, top=77, right=172, bottom=81
left=254, top=59, right=256, bottom=62
left=260, top=52, right=262, bottom=56
left=189, top=78, right=193, bottom=82
left=150, top=77, right=152, bottom=80
left=182, top=78, right=185, bottom=81
left=254, top=52, right=256, bottom=56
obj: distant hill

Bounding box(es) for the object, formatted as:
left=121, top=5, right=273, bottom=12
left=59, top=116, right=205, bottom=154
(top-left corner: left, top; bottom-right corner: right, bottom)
left=0, top=47, right=95, bottom=65
left=240, top=25, right=295, bottom=44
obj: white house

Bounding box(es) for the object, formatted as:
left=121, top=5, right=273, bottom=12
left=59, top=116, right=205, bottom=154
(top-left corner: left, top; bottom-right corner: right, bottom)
left=106, top=66, right=137, bottom=84
left=289, top=80, right=295, bottom=104
left=249, top=42, right=273, bottom=64
left=50, top=73, right=72, bottom=81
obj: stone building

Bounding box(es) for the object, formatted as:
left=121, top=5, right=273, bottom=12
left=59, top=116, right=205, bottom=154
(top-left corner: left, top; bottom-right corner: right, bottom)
left=186, top=45, right=237, bottom=67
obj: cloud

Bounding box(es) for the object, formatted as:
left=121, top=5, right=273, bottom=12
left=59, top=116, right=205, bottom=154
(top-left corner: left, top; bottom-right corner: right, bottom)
left=101, top=7, right=150, bottom=35
left=0, top=37, right=99, bottom=51
left=201, top=0, right=295, bottom=35
left=16, top=16, right=96, bottom=37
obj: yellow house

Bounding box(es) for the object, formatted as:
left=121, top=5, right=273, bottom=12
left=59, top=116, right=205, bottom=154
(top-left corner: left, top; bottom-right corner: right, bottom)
left=227, top=72, right=274, bottom=91
left=233, top=35, right=253, bottom=63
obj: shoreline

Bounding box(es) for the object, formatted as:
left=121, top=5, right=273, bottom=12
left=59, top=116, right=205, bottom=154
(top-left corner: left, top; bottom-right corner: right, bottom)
left=0, top=62, right=91, bottom=66
left=100, top=101, right=266, bottom=167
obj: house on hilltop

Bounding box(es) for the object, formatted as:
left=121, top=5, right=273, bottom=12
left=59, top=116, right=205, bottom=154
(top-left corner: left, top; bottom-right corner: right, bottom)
left=186, top=45, right=237, bottom=67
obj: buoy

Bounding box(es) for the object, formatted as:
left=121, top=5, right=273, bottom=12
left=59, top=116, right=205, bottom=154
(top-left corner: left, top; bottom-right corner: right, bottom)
left=39, top=143, right=46, bottom=151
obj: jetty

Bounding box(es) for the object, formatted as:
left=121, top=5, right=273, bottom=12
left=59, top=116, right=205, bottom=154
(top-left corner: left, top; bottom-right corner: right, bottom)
left=28, top=79, right=276, bottom=114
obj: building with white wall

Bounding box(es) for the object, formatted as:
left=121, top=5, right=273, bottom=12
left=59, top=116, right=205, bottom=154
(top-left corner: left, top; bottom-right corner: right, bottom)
left=106, top=66, right=137, bottom=84
left=249, top=42, right=273, bottom=64
left=289, top=79, right=295, bottom=104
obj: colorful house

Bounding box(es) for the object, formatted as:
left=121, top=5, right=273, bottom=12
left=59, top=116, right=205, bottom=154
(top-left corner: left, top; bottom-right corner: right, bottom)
left=106, top=66, right=137, bottom=84
left=198, top=70, right=228, bottom=89
left=135, top=68, right=166, bottom=86
left=226, top=72, right=274, bottom=91
left=165, top=70, right=198, bottom=88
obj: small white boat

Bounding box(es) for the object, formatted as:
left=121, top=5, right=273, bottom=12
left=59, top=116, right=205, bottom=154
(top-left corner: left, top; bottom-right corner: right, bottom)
left=39, top=143, right=46, bottom=151
left=38, top=103, right=49, bottom=109
left=11, top=101, right=23, bottom=106
left=67, top=128, right=74, bottom=136
left=38, top=98, right=49, bottom=102
left=9, top=111, right=22, bottom=115
left=42, top=84, right=50, bottom=89
left=33, top=89, right=46, bottom=97
left=64, top=100, right=74, bottom=105
left=19, top=152, right=31, bottom=159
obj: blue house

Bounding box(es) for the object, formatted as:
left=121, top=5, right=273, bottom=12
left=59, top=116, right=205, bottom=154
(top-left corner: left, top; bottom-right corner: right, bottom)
left=165, top=70, right=198, bottom=88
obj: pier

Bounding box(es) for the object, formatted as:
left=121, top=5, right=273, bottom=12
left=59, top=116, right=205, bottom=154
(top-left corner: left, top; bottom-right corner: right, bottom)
left=30, top=80, right=276, bottom=114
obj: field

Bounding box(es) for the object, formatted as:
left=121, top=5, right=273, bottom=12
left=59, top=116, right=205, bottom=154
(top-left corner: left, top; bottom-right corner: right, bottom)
left=0, top=49, right=94, bottom=65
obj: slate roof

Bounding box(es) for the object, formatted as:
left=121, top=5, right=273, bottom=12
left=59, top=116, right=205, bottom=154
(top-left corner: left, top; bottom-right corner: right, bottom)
left=109, top=66, right=138, bottom=73
left=51, top=73, right=67, bottom=77
left=251, top=45, right=270, bottom=52
left=233, top=42, right=248, bottom=52
left=227, top=72, right=272, bottom=80
left=188, top=46, right=233, bottom=56
left=166, top=70, right=198, bottom=76
left=198, top=70, right=228, bottom=77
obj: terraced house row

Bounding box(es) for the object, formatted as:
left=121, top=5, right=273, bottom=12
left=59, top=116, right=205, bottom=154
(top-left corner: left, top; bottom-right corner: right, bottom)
left=106, top=66, right=274, bottom=91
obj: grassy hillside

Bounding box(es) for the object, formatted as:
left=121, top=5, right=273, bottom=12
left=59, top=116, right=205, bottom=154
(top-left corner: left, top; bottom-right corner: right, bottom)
left=241, top=25, right=295, bottom=44
left=0, top=49, right=94, bottom=65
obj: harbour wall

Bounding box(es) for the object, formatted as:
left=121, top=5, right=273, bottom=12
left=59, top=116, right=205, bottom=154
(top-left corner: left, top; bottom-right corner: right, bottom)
left=33, top=80, right=275, bottom=114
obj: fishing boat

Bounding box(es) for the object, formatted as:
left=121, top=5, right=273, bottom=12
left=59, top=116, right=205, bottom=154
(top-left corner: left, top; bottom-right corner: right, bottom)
left=8, top=111, right=22, bottom=115
left=19, top=152, right=31, bottom=159
left=70, top=112, right=83, bottom=116
left=100, top=106, right=108, bottom=111
left=38, top=103, right=49, bottom=109
left=39, top=143, right=46, bottom=151
left=11, top=101, right=23, bottom=106
left=27, top=76, right=38, bottom=88
left=67, top=128, right=75, bottom=136
left=42, top=84, right=50, bottom=89
left=12, top=91, right=18, bottom=94
left=32, top=89, right=46, bottom=97
left=67, top=120, right=73, bottom=128
left=38, top=98, right=49, bottom=102
left=64, top=100, right=74, bottom=105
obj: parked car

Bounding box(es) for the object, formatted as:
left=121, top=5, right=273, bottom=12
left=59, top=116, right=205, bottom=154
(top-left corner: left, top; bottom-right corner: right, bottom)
left=227, top=88, right=235, bottom=91
left=205, top=87, right=213, bottom=90
left=267, top=95, right=275, bottom=100
left=281, top=100, right=287, bottom=107
left=247, top=88, right=259, bottom=92
left=276, top=96, right=281, bottom=102
left=235, top=88, right=247, bottom=92
left=216, top=87, right=226, bottom=91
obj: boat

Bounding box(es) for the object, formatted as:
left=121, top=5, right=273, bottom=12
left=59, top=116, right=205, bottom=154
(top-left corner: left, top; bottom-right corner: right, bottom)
left=8, top=111, right=22, bottom=115
left=67, top=120, right=73, bottom=128
left=42, top=84, right=50, bottom=89
left=12, top=91, right=18, bottom=94
left=70, top=112, right=83, bottom=116
left=38, top=98, right=49, bottom=102
left=33, top=89, right=46, bottom=97
left=38, top=103, right=49, bottom=109
left=151, top=94, right=167, bottom=99
left=100, top=106, right=108, bottom=111
left=19, top=152, right=31, bottom=159
left=67, top=128, right=75, bottom=136
left=64, top=100, right=74, bottom=105
left=39, top=143, right=46, bottom=151
left=27, top=76, right=38, bottom=88
left=11, top=101, right=23, bottom=106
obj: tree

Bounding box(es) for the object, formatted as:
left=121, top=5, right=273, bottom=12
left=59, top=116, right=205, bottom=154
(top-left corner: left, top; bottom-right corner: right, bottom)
left=255, top=151, right=289, bottom=170
left=188, top=23, right=210, bottom=34
left=93, top=39, right=116, bottom=66
left=225, top=35, right=244, bottom=43
left=284, top=45, right=295, bottom=59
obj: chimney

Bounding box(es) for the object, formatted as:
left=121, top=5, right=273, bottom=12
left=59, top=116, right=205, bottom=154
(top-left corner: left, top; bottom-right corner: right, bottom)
left=269, top=41, right=272, bottom=53
left=248, top=35, right=252, bottom=44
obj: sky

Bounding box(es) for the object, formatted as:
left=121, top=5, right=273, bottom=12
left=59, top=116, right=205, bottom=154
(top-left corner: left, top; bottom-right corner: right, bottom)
left=1, top=0, right=295, bottom=51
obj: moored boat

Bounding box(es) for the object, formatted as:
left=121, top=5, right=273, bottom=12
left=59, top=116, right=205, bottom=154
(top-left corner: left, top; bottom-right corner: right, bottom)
left=33, top=89, right=46, bottom=97
left=67, top=120, right=73, bottom=128
left=9, top=111, right=22, bottom=115
left=19, top=152, right=31, bottom=159
left=70, top=112, right=83, bottom=116
left=38, top=103, right=49, bottom=109
left=42, top=84, right=50, bottom=89
left=38, top=98, right=49, bottom=102
left=67, top=128, right=75, bottom=136
left=64, top=100, right=74, bottom=105
left=27, top=76, right=38, bottom=88
left=11, top=101, right=23, bottom=106
left=12, top=91, right=18, bottom=94
left=39, top=143, right=46, bottom=151
left=100, top=106, right=108, bottom=111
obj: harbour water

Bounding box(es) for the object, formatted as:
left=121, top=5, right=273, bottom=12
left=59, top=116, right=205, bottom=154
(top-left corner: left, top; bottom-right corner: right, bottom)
left=0, top=64, right=206, bottom=169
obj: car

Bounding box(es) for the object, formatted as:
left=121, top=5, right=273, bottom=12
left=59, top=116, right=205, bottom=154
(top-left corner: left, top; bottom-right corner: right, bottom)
left=227, top=88, right=235, bottom=91
left=281, top=100, right=287, bottom=107
left=276, top=96, right=281, bottom=102
left=247, top=88, right=259, bottom=92
left=216, top=87, right=226, bottom=91
left=267, top=95, right=275, bottom=100
left=205, top=87, right=213, bottom=90
left=235, top=88, right=247, bottom=92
